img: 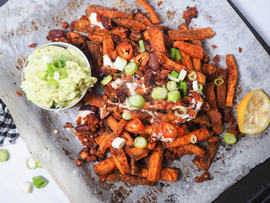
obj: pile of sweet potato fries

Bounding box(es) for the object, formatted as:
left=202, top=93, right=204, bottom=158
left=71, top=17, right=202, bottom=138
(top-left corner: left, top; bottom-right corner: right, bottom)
left=47, top=0, right=239, bottom=185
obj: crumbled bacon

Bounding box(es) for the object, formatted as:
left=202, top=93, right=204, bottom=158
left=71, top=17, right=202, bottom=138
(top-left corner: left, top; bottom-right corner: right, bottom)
left=61, top=22, right=69, bottom=29
left=183, top=6, right=198, bottom=25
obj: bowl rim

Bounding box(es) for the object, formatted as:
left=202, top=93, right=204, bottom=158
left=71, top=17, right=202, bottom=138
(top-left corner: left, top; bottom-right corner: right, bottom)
left=22, top=42, right=91, bottom=111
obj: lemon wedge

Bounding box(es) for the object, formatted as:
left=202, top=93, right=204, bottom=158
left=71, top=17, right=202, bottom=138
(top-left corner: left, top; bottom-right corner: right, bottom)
left=237, top=89, right=270, bottom=134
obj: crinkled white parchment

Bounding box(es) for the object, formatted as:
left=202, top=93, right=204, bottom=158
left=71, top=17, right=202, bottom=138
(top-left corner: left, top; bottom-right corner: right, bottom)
left=0, top=0, right=270, bottom=203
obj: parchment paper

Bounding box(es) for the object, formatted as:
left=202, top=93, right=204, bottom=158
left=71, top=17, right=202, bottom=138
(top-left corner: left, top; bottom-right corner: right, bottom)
left=1, top=0, right=270, bottom=202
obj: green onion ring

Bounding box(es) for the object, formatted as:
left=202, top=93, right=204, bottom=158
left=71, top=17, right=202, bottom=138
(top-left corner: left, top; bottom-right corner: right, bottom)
left=152, top=87, right=168, bottom=100
left=167, top=81, right=178, bottom=92
left=101, top=75, right=112, bottom=86
left=125, top=62, right=138, bottom=75
left=134, top=137, right=147, bottom=149
left=188, top=72, right=197, bottom=81
left=0, top=149, right=9, bottom=162
left=26, top=156, right=37, bottom=170
left=224, top=133, right=237, bottom=145
left=167, top=90, right=181, bottom=101
left=128, top=94, right=145, bottom=109
left=214, top=78, right=224, bottom=86
left=139, top=40, right=145, bottom=53
left=32, top=176, right=48, bottom=189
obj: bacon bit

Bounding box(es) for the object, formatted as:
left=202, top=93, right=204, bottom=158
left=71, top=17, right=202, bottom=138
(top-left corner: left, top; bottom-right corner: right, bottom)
left=212, top=45, right=217, bottom=49
left=194, top=171, right=212, bottom=183
left=157, top=1, right=163, bottom=6
left=183, top=6, right=198, bottom=26
left=238, top=47, right=242, bottom=53
left=76, top=159, right=83, bottom=166
left=64, top=122, right=73, bottom=128
left=213, top=54, right=220, bottom=63
left=16, top=91, right=22, bottom=96
left=28, top=43, right=37, bottom=48
left=61, top=22, right=69, bottom=29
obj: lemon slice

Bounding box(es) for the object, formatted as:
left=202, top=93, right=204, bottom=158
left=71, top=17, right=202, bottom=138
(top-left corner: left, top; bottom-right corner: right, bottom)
left=237, top=89, right=270, bottom=134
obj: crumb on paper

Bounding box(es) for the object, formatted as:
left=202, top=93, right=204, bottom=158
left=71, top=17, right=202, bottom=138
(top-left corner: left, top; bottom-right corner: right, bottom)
left=16, top=91, right=22, bottom=96
left=183, top=6, right=198, bottom=25
left=64, top=122, right=73, bottom=128
left=238, top=47, right=242, bottom=53
left=194, top=171, right=212, bottom=183
left=157, top=1, right=163, bottom=6
left=212, top=45, right=217, bottom=49
left=53, top=129, right=59, bottom=134
left=213, top=54, right=220, bottom=63
left=28, top=43, right=37, bottom=48
left=61, top=22, right=69, bottom=29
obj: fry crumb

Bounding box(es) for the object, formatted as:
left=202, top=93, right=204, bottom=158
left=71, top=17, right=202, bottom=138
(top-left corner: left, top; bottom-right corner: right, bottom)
left=213, top=54, right=220, bottom=63
left=157, top=1, right=163, bottom=6
left=64, top=122, right=73, bottom=128
left=238, top=47, right=242, bottom=53
left=212, top=45, right=217, bottom=49
left=16, top=91, right=22, bottom=96
left=61, top=22, right=69, bottom=29
left=28, top=43, right=37, bottom=48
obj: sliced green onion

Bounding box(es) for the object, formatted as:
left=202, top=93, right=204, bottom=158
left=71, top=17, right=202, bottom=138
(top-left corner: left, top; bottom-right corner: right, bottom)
left=167, top=90, right=181, bottom=101
left=188, top=72, right=197, bottom=81
left=101, top=75, right=112, bottom=85
left=32, top=176, right=48, bottom=189
left=114, top=56, right=127, bottom=71
left=172, top=106, right=187, bottom=118
left=26, top=156, right=37, bottom=170
left=52, top=60, right=61, bottom=70
left=35, top=159, right=43, bottom=168
left=178, top=69, right=187, bottom=81
left=214, top=78, right=224, bottom=86
left=47, top=63, right=54, bottom=77
left=113, top=72, right=124, bottom=77
left=46, top=79, right=59, bottom=89
left=0, top=149, right=9, bottom=162
left=139, top=40, right=145, bottom=52
left=122, top=111, right=132, bottom=120
left=179, top=82, right=188, bottom=96
left=56, top=68, right=68, bottom=79
left=125, top=62, right=138, bottom=75
left=128, top=94, right=145, bottom=109
left=22, top=182, right=32, bottom=194
left=134, top=136, right=147, bottom=149
left=38, top=70, right=48, bottom=80
left=171, top=48, right=177, bottom=60
left=170, top=70, right=179, bottom=78
left=198, top=84, right=203, bottom=92
left=59, top=55, right=68, bottom=67
left=167, top=81, right=178, bottom=91
left=152, top=87, right=168, bottom=100
left=175, top=49, right=182, bottom=60
left=224, top=133, right=237, bottom=145
left=190, top=135, right=197, bottom=144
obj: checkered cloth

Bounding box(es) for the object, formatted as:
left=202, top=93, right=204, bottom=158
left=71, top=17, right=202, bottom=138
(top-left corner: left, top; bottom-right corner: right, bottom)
left=0, top=99, right=19, bottom=145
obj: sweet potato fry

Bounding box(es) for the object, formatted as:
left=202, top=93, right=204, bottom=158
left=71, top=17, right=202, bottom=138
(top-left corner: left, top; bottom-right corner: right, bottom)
left=112, top=18, right=147, bottom=30
left=125, top=145, right=149, bottom=161
left=83, top=93, right=106, bottom=108
left=138, top=125, right=153, bottom=135
left=106, top=174, right=155, bottom=186
left=110, top=147, right=130, bottom=175
left=160, top=168, right=179, bottom=182
left=207, top=136, right=220, bottom=143
left=147, top=142, right=164, bottom=182
left=98, top=132, right=118, bottom=155
left=75, top=18, right=92, bottom=33
left=165, top=146, right=191, bottom=161
left=178, top=23, right=188, bottom=30
left=86, top=5, right=133, bottom=19
left=121, top=132, right=134, bottom=147
left=216, top=67, right=228, bottom=109
left=174, top=41, right=204, bottom=59
left=204, top=81, right=217, bottom=108
left=134, top=12, right=153, bottom=26
left=180, top=51, right=193, bottom=70
left=193, top=141, right=220, bottom=171
left=223, top=106, right=234, bottom=124
left=163, top=127, right=212, bottom=148
left=154, top=51, right=206, bottom=84
left=225, top=54, right=238, bottom=106
left=87, top=32, right=104, bottom=42
left=86, top=41, right=103, bottom=74
left=146, top=141, right=156, bottom=150
left=103, top=34, right=114, bottom=58
left=148, top=26, right=166, bottom=53
left=212, top=123, right=224, bottom=135
left=95, top=132, right=107, bottom=146
left=206, top=108, right=222, bottom=125
left=168, top=27, right=215, bottom=40
left=183, top=144, right=205, bottom=157
left=136, top=0, right=161, bottom=24
left=192, top=113, right=211, bottom=127
left=130, top=110, right=152, bottom=121
left=93, top=157, right=116, bottom=176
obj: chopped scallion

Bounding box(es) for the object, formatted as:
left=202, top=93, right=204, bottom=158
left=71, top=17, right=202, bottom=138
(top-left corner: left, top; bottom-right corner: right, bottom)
left=175, top=49, right=182, bottom=60
left=125, top=62, right=138, bottom=75
left=171, top=48, right=177, bottom=60
left=152, top=87, right=168, bottom=100
left=134, top=137, right=147, bottom=149
left=178, top=69, right=187, bottom=81
left=167, top=81, right=178, bottom=91
left=32, top=176, right=48, bottom=189
left=139, top=40, right=145, bottom=52
left=188, top=72, right=197, bottom=81
left=128, top=94, right=145, bottom=109
left=101, top=75, right=112, bottom=85
left=167, top=90, right=181, bottom=101
left=179, top=81, right=188, bottom=96
left=59, top=55, right=68, bottom=67
left=0, top=149, right=9, bottom=162
left=198, top=84, right=203, bottom=92
left=224, top=133, right=237, bottom=145
left=214, top=78, right=224, bottom=86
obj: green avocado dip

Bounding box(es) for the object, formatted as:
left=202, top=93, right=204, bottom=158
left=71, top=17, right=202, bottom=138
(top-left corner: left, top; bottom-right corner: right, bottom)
left=21, top=45, right=97, bottom=109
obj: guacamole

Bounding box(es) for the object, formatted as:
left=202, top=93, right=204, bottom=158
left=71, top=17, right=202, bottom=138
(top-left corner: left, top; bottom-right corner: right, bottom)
left=21, top=45, right=97, bottom=109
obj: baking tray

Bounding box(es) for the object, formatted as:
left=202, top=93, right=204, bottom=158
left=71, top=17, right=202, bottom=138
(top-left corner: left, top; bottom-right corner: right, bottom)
left=213, top=1, right=270, bottom=202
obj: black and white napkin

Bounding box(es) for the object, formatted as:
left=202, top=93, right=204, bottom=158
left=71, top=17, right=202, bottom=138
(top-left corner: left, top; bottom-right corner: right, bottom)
left=0, top=99, right=19, bottom=145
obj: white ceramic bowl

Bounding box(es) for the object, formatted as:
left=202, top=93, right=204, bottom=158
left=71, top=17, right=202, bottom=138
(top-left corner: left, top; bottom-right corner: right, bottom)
left=22, top=42, right=91, bottom=111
